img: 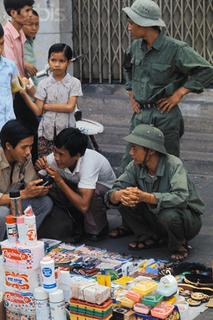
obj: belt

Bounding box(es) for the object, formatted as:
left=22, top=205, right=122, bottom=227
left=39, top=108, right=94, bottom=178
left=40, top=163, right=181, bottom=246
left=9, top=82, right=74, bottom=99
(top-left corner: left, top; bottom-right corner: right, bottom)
left=139, top=102, right=157, bottom=109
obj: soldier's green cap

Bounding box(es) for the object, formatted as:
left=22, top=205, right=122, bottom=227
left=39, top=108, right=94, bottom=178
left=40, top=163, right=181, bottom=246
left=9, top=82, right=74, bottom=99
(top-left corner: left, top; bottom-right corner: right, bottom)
left=124, top=124, right=167, bottom=154
left=123, top=0, right=166, bottom=28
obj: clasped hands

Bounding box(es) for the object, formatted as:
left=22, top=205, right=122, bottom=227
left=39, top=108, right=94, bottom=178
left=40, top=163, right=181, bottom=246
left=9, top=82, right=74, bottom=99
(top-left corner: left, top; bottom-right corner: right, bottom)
left=118, top=187, right=144, bottom=207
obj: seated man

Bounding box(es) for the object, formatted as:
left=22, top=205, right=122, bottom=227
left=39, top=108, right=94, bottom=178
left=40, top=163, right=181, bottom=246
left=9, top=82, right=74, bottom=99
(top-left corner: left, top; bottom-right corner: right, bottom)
left=0, top=120, right=53, bottom=241
left=36, top=127, right=116, bottom=242
left=106, top=124, right=204, bottom=261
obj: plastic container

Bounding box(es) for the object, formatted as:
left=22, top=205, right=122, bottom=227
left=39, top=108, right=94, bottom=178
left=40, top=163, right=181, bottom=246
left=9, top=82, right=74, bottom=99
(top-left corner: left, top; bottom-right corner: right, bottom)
left=132, top=280, right=157, bottom=297
left=16, top=215, right=27, bottom=244
left=34, top=287, right=51, bottom=320
left=134, top=303, right=150, bottom=315
left=40, top=256, right=57, bottom=292
left=24, top=214, right=37, bottom=243
left=120, top=296, right=135, bottom=308
left=126, top=290, right=141, bottom=303
left=5, top=215, right=18, bottom=243
left=9, top=190, right=22, bottom=216
left=142, top=292, right=164, bottom=307
left=49, top=289, right=67, bottom=320
left=151, top=302, right=174, bottom=319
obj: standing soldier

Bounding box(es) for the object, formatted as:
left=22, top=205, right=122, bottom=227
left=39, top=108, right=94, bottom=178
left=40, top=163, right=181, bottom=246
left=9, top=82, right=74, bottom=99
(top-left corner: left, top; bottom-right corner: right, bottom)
left=121, top=0, right=213, bottom=170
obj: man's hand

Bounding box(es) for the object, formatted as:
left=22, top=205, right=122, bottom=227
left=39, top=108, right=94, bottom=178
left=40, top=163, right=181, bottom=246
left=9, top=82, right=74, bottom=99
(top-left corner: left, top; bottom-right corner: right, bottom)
left=128, top=91, right=141, bottom=113
left=21, top=179, right=50, bottom=199
left=24, top=63, right=38, bottom=77
left=157, top=87, right=190, bottom=112
left=35, top=157, right=48, bottom=171
left=46, top=167, right=63, bottom=185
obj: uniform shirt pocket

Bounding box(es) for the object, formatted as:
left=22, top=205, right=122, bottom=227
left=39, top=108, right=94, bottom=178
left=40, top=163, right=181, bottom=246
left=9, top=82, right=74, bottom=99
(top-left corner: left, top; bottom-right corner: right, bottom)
left=150, top=63, right=173, bottom=84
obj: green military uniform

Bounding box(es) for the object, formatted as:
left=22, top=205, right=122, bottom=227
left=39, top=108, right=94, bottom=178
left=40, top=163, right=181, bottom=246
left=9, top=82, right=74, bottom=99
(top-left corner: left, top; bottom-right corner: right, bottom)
left=107, top=153, right=204, bottom=252
left=24, top=38, right=38, bottom=86
left=121, top=32, right=213, bottom=169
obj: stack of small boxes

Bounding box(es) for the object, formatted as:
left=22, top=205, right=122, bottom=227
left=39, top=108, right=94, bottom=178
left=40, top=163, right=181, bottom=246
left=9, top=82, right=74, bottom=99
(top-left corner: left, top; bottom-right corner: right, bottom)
left=1, top=239, right=44, bottom=318
left=69, top=281, right=112, bottom=320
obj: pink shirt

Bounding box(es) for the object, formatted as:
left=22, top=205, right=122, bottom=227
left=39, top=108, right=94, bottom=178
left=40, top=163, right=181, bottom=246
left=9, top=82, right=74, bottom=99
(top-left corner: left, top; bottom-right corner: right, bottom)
left=3, top=21, right=26, bottom=76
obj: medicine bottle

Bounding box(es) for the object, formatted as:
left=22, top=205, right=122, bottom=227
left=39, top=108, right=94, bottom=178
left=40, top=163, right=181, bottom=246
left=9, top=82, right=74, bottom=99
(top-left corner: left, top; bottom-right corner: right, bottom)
left=5, top=215, right=18, bottom=242
left=49, top=289, right=67, bottom=320
left=34, top=287, right=51, bottom=320
left=40, top=256, right=57, bottom=292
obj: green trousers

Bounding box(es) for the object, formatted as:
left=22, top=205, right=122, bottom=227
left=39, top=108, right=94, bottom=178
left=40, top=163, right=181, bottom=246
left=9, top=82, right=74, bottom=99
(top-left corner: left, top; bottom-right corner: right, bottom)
left=119, top=202, right=201, bottom=252
left=121, top=105, right=184, bottom=171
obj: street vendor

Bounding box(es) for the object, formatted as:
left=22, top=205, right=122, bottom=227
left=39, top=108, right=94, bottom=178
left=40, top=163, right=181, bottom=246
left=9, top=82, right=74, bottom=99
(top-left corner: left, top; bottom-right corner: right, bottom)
left=121, top=0, right=213, bottom=170
left=106, top=124, right=204, bottom=261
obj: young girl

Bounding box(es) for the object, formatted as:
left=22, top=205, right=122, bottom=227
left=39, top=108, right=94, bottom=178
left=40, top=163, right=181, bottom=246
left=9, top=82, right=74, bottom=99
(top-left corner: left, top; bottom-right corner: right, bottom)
left=21, top=43, right=83, bottom=157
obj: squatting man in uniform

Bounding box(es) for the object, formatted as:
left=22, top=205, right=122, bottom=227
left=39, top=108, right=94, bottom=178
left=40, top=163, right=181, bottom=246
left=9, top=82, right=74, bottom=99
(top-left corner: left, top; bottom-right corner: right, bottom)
left=121, top=0, right=213, bottom=170
left=106, top=124, right=204, bottom=261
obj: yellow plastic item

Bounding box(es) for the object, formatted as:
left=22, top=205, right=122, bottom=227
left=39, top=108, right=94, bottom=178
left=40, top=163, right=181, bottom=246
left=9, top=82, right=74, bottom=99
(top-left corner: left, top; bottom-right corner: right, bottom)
left=97, top=274, right=111, bottom=287
left=132, top=280, right=157, bottom=297
left=70, top=315, right=112, bottom=320
left=113, top=276, right=134, bottom=286
left=120, top=296, right=135, bottom=309
left=165, top=295, right=177, bottom=304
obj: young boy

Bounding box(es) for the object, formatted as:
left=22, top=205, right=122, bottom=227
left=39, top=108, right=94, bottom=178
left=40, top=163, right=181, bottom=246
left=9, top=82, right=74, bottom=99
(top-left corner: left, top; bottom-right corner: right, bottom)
left=3, top=0, right=35, bottom=77
left=0, top=23, right=18, bottom=130
left=23, top=9, right=39, bottom=86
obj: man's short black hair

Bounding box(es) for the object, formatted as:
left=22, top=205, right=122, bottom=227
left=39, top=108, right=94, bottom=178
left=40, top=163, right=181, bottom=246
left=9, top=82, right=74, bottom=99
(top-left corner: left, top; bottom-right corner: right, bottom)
left=54, top=128, right=88, bottom=157
left=0, top=120, right=34, bottom=149
left=4, top=0, right=34, bottom=16
left=32, top=9, right=39, bottom=17
left=0, top=23, right=4, bottom=38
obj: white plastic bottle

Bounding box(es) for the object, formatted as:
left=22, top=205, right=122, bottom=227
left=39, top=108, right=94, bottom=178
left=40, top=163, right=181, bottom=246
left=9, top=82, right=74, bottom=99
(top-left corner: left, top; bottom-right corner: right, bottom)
left=34, top=287, right=51, bottom=320
left=17, top=215, right=27, bottom=244
left=49, top=289, right=67, bottom=320
left=0, top=255, right=5, bottom=291
left=40, top=256, right=57, bottom=292
left=5, top=215, right=18, bottom=243
left=24, top=206, right=37, bottom=243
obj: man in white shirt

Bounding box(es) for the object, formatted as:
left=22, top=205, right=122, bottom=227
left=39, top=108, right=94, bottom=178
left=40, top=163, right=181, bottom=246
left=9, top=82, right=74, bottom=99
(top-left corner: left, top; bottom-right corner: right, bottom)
left=36, top=127, right=116, bottom=242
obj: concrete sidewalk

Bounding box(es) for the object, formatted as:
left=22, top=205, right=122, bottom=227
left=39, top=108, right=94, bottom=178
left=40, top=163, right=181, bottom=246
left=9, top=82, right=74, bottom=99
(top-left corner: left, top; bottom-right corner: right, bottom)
left=78, top=85, right=213, bottom=320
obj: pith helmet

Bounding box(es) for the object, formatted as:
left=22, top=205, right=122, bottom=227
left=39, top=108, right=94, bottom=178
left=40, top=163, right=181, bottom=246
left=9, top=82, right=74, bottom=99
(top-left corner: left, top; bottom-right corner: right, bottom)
left=123, top=0, right=166, bottom=28
left=124, top=124, right=167, bottom=154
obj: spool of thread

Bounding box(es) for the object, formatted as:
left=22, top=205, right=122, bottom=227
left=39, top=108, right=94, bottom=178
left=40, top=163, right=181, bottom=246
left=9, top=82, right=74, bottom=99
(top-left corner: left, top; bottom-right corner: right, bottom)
left=40, top=256, right=57, bottom=292
left=5, top=215, right=18, bottom=243
left=49, top=289, right=67, bottom=320
left=34, top=287, right=51, bottom=320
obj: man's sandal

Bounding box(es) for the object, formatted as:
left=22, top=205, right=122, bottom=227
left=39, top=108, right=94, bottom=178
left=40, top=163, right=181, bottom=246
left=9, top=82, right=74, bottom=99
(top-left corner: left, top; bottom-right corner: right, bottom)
left=128, top=238, right=158, bottom=250
left=109, top=226, right=133, bottom=238
left=171, top=244, right=190, bottom=262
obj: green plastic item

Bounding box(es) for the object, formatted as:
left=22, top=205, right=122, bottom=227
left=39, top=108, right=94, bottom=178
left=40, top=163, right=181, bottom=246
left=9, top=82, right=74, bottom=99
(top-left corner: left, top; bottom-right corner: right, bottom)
left=142, top=292, right=164, bottom=307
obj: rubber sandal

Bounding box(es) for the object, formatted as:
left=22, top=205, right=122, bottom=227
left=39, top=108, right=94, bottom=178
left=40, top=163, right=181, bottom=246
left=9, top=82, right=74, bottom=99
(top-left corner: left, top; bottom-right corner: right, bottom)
left=109, top=226, right=132, bottom=238
left=128, top=239, right=158, bottom=250
left=171, top=247, right=189, bottom=262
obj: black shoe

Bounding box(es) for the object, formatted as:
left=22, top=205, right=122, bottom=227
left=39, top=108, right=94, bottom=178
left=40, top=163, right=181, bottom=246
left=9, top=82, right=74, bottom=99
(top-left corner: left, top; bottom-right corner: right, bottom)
left=70, top=234, right=84, bottom=244
left=86, top=233, right=106, bottom=242
left=86, top=224, right=109, bottom=242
